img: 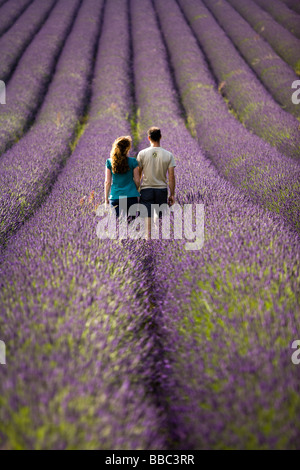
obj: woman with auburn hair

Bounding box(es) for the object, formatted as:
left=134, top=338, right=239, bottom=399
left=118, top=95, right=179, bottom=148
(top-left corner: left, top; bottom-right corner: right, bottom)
left=105, top=136, right=140, bottom=217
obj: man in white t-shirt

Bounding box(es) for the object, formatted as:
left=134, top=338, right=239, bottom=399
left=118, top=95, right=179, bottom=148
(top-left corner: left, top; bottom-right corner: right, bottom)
left=137, top=127, right=176, bottom=238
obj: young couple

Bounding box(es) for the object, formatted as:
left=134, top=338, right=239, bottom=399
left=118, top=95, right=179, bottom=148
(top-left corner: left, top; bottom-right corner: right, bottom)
left=105, top=127, right=176, bottom=238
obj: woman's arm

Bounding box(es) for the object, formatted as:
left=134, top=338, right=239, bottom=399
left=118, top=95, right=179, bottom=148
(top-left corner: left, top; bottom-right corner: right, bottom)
left=105, top=167, right=112, bottom=205
left=133, top=166, right=141, bottom=191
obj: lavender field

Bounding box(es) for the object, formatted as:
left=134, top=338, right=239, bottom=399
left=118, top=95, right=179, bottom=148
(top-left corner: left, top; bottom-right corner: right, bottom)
left=0, top=0, right=300, bottom=450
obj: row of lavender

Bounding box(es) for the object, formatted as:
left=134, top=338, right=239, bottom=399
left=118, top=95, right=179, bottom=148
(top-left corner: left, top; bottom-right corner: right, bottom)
left=253, top=0, right=300, bottom=38
left=0, top=0, right=32, bottom=36
left=131, top=0, right=300, bottom=449
left=153, top=0, right=300, bottom=233
left=202, top=0, right=300, bottom=121
left=281, top=0, right=300, bottom=15
left=177, top=0, right=300, bottom=161
left=0, top=0, right=98, bottom=247
left=0, top=0, right=80, bottom=156
left=0, top=0, right=57, bottom=82
left=0, top=0, right=165, bottom=450
left=227, top=0, right=300, bottom=74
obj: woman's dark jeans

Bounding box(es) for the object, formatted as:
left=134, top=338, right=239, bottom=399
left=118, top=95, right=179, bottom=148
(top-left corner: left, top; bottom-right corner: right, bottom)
left=109, top=197, right=139, bottom=218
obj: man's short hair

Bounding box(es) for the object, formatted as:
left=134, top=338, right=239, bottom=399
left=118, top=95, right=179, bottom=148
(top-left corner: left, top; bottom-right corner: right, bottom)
left=148, top=127, right=161, bottom=142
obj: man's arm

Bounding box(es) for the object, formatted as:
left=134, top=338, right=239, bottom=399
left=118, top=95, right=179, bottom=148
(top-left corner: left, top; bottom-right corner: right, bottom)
left=168, top=166, right=175, bottom=206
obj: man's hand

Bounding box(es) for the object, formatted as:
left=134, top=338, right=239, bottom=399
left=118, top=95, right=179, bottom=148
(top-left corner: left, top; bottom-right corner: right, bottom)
left=105, top=199, right=109, bottom=210
left=168, top=195, right=175, bottom=206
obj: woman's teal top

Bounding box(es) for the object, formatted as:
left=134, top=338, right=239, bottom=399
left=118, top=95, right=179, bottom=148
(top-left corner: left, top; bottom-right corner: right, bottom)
left=106, top=157, right=140, bottom=199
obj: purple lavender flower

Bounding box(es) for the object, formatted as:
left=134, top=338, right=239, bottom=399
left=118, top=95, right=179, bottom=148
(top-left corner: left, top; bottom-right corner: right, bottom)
left=0, top=0, right=33, bottom=36
left=0, top=0, right=102, bottom=246
left=177, top=0, right=300, bottom=161
left=253, top=0, right=300, bottom=38
left=202, top=0, right=300, bottom=120
left=280, top=0, right=300, bottom=15
left=0, top=0, right=57, bottom=82
left=0, top=0, right=81, bottom=157
left=227, top=0, right=300, bottom=74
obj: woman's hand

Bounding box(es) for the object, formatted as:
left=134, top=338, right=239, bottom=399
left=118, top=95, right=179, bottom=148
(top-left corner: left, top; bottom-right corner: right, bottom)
left=105, top=199, right=110, bottom=210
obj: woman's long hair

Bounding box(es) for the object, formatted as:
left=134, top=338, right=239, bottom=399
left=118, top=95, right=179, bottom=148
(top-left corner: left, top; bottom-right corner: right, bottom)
left=110, top=136, right=132, bottom=174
